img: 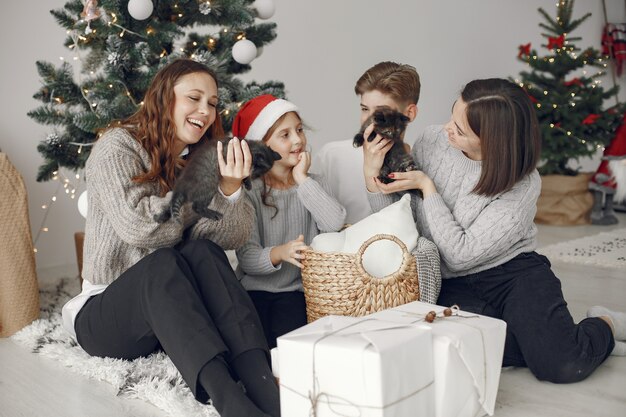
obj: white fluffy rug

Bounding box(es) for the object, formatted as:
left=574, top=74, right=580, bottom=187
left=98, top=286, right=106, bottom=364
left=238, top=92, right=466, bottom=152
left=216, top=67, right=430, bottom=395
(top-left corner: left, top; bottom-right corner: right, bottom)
left=11, top=277, right=220, bottom=417
left=538, top=228, right=626, bottom=268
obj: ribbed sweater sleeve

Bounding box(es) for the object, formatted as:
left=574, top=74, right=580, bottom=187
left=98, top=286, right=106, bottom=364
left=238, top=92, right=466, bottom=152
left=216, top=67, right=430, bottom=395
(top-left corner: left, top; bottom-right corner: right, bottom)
left=82, top=128, right=253, bottom=285
left=188, top=192, right=254, bottom=250
left=422, top=178, right=539, bottom=273
left=367, top=125, right=539, bottom=278
left=297, top=177, right=347, bottom=232
left=86, top=129, right=188, bottom=249
left=236, top=175, right=346, bottom=292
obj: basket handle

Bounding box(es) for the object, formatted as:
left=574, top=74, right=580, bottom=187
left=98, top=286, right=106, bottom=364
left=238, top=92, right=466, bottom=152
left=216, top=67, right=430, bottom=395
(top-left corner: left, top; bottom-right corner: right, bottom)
left=355, top=234, right=412, bottom=282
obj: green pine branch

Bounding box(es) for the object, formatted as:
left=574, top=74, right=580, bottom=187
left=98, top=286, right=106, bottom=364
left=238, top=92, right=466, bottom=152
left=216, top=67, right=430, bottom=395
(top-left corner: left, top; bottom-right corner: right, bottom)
left=514, top=0, right=625, bottom=176
left=29, top=0, right=287, bottom=180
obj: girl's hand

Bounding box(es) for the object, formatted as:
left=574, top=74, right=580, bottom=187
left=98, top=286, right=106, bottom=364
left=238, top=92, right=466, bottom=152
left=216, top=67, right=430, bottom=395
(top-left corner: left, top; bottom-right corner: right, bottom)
left=362, top=123, right=393, bottom=191
left=373, top=170, right=437, bottom=197
left=218, top=137, right=252, bottom=196
left=293, top=151, right=311, bottom=185
left=270, top=234, right=309, bottom=268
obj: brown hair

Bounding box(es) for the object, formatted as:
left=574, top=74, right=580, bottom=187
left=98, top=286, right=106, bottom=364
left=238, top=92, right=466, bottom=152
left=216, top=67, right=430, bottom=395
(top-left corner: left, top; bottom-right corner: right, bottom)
left=259, top=111, right=302, bottom=217
left=461, top=78, right=541, bottom=196
left=111, top=58, right=224, bottom=194
left=354, top=61, right=421, bottom=106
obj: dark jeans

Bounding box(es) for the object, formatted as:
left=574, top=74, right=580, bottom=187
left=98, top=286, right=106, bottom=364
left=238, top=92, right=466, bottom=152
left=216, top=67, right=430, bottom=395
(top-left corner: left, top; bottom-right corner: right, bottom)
left=74, top=239, right=268, bottom=401
left=247, top=290, right=308, bottom=349
left=437, top=252, right=615, bottom=383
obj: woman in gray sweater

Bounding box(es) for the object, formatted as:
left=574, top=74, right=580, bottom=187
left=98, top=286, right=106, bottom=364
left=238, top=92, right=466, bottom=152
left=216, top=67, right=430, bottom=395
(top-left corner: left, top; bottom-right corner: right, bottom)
left=364, top=78, right=623, bottom=382
left=61, top=59, right=279, bottom=417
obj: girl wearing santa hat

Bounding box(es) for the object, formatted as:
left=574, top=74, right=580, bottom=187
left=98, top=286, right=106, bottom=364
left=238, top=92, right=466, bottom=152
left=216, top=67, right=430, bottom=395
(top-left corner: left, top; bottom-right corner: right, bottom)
left=233, top=94, right=347, bottom=348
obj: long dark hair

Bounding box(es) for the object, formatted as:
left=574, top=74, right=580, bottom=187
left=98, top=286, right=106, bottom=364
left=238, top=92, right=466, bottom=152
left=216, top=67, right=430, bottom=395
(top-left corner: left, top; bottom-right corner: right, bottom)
left=461, top=78, right=541, bottom=196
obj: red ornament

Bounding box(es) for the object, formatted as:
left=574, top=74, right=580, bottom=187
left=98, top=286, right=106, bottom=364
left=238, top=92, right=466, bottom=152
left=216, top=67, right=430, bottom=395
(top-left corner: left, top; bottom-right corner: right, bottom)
left=518, top=43, right=531, bottom=58
left=582, top=114, right=601, bottom=125
left=564, top=78, right=583, bottom=87
left=547, top=34, right=565, bottom=50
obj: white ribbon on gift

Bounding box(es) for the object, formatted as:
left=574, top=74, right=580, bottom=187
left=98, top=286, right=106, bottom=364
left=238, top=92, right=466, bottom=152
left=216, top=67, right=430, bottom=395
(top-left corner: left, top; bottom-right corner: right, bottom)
left=278, top=317, right=435, bottom=417
left=393, top=308, right=488, bottom=411
left=372, top=304, right=506, bottom=417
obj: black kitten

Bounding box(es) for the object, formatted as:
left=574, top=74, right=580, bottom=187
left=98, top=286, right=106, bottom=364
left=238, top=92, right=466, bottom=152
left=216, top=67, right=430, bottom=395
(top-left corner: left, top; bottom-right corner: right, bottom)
left=154, top=139, right=281, bottom=223
left=353, top=107, right=417, bottom=184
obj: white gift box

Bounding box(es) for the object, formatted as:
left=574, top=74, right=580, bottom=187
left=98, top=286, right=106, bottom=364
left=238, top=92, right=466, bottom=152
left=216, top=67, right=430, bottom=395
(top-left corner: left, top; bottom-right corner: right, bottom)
left=275, top=315, right=435, bottom=417
left=370, top=302, right=507, bottom=417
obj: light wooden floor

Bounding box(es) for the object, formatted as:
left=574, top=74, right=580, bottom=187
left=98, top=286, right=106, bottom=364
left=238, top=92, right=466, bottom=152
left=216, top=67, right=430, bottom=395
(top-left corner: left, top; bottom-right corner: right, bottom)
left=1, top=215, right=625, bottom=417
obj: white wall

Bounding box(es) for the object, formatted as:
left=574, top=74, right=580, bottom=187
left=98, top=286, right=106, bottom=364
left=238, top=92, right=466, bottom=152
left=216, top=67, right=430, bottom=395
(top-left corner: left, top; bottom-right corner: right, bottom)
left=1, top=0, right=625, bottom=270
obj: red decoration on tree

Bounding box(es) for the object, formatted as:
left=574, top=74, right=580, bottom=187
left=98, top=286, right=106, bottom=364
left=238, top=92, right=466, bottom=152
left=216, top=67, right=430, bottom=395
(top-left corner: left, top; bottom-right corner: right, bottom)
left=547, top=34, right=565, bottom=50
left=564, top=77, right=583, bottom=87
left=518, top=43, right=531, bottom=58
left=582, top=114, right=600, bottom=125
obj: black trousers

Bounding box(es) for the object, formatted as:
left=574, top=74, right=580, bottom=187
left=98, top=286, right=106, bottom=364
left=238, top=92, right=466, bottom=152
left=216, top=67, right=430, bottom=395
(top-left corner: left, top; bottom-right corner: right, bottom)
left=74, top=239, right=268, bottom=401
left=437, top=251, right=615, bottom=383
left=247, top=290, right=308, bottom=349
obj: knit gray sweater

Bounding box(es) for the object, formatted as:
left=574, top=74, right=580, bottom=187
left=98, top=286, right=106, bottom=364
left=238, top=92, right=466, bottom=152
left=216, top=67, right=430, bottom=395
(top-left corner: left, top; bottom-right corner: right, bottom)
left=236, top=175, right=346, bottom=292
left=82, top=128, right=254, bottom=285
left=368, top=125, right=540, bottom=279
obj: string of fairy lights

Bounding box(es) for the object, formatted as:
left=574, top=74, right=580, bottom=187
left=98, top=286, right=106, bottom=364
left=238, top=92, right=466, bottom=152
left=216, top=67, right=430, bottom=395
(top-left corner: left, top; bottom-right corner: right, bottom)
left=33, top=0, right=275, bottom=254
left=514, top=27, right=612, bottom=152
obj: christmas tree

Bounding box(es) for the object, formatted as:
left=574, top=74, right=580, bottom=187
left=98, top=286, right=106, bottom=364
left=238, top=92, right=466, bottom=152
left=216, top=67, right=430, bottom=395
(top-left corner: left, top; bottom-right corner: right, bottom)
left=515, top=0, right=625, bottom=176
left=29, top=0, right=285, bottom=182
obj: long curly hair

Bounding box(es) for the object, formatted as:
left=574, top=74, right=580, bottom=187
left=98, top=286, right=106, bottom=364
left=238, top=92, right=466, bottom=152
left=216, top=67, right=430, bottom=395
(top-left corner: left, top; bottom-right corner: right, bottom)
left=112, top=58, right=224, bottom=194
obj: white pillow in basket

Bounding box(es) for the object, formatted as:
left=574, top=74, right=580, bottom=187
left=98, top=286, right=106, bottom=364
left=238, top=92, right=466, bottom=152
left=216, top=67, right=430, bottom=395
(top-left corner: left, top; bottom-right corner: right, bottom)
left=310, top=194, right=418, bottom=278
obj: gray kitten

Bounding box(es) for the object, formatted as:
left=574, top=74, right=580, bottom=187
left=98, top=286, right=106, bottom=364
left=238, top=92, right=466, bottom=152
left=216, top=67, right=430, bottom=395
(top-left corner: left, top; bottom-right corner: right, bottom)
left=154, top=139, right=281, bottom=223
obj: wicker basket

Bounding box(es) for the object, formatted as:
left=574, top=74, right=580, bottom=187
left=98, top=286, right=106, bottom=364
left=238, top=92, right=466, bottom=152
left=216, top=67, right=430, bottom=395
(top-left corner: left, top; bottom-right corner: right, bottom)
left=0, top=153, right=39, bottom=337
left=301, top=234, right=419, bottom=323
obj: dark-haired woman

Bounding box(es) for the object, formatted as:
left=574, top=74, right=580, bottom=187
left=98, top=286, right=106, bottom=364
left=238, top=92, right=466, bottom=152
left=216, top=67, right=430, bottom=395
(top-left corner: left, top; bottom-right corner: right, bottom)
left=363, top=78, right=623, bottom=383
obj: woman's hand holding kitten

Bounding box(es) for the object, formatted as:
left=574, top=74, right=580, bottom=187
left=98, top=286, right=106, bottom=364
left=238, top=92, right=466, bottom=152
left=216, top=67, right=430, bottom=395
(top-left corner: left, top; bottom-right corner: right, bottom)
left=217, top=137, right=252, bottom=196
left=374, top=170, right=437, bottom=197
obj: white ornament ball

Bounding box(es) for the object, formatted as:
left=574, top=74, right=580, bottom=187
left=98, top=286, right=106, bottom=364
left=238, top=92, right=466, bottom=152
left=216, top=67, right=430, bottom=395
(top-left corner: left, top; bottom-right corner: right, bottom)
left=254, top=0, right=275, bottom=19
left=128, top=0, right=154, bottom=21
left=77, top=190, right=89, bottom=219
left=232, top=39, right=257, bottom=64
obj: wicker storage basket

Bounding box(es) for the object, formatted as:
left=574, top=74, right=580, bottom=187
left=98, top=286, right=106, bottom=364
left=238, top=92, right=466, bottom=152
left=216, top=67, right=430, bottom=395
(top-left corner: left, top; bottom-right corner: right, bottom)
left=301, top=234, right=419, bottom=323
left=0, top=153, right=39, bottom=337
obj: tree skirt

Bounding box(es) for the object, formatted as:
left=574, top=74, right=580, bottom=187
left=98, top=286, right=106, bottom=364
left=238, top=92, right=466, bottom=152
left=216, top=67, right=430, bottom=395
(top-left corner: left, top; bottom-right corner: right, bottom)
left=537, top=228, right=626, bottom=268
left=10, top=277, right=220, bottom=417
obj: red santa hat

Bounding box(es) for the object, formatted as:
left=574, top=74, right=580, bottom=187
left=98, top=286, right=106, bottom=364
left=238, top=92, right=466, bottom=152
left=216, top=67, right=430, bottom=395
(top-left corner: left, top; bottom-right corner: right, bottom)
left=232, top=94, right=299, bottom=140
